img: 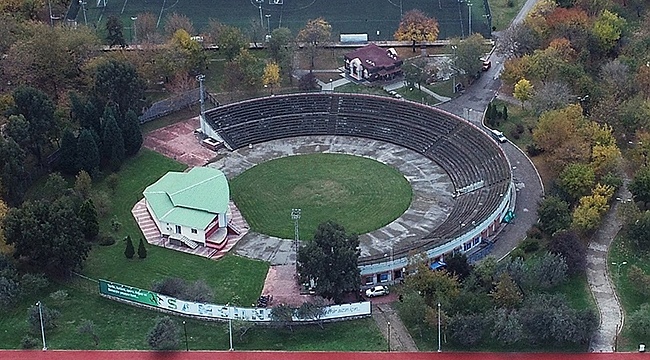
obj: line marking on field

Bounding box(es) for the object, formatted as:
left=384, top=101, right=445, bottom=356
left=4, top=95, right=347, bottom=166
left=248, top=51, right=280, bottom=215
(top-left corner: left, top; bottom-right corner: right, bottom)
left=157, top=0, right=166, bottom=28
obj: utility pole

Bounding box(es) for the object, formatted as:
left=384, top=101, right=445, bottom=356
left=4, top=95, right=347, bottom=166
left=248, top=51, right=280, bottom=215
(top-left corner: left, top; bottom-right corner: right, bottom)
left=437, top=303, right=442, bottom=352
left=468, top=2, right=473, bottom=35
left=37, top=301, right=47, bottom=351
left=291, top=208, right=301, bottom=273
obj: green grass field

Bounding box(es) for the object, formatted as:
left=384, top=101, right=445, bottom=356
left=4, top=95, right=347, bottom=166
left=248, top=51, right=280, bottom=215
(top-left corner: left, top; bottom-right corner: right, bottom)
left=85, top=0, right=489, bottom=41
left=230, top=153, right=412, bottom=240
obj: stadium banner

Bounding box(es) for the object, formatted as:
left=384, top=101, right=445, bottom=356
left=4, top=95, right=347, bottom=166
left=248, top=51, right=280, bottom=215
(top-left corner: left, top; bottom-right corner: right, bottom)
left=99, top=279, right=370, bottom=322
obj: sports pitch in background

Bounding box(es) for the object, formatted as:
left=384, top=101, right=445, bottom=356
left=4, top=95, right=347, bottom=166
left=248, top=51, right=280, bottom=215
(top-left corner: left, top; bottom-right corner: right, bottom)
left=86, top=0, right=489, bottom=40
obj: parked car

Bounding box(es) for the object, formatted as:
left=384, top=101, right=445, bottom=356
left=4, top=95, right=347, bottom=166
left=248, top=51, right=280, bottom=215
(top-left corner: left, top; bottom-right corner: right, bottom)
left=490, top=129, right=507, bottom=143
left=365, top=285, right=389, bottom=298
left=482, top=60, right=492, bottom=71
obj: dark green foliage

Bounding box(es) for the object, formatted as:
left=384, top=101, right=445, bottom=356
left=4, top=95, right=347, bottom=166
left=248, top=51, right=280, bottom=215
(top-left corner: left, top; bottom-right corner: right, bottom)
left=628, top=303, right=650, bottom=338
left=628, top=265, right=650, bottom=296
left=491, top=308, right=523, bottom=345
left=10, top=86, right=57, bottom=163
left=76, top=129, right=100, bottom=176
left=58, top=128, right=78, bottom=175
left=270, top=303, right=296, bottom=331
left=77, top=319, right=100, bottom=346
left=630, top=166, right=650, bottom=205
left=448, top=313, right=486, bottom=346
left=137, top=238, right=147, bottom=259
left=42, top=173, right=69, bottom=202
left=0, top=254, right=17, bottom=280
left=97, top=234, right=116, bottom=246
left=122, top=110, right=143, bottom=156
left=502, top=105, right=508, bottom=121
left=296, top=301, right=326, bottom=326
left=297, top=221, right=360, bottom=303
left=538, top=196, right=571, bottom=236
left=27, top=303, right=61, bottom=334
left=395, top=290, right=429, bottom=339
left=101, top=108, right=125, bottom=171
left=445, top=252, right=472, bottom=281
left=0, top=276, right=20, bottom=307
left=105, top=15, right=125, bottom=47
left=600, top=172, right=623, bottom=191
left=299, top=72, right=318, bottom=91
left=151, top=277, right=214, bottom=303
left=20, top=335, right=37, bottom=349
left=4, top=198, right=90, bottom=276
left=0, top=136, right=29, bottom=206
left=519, top=239, right=540, bottom=253
left=79, top=199, right=99, bottom=240
left=626, top=210, right=650, bottom=250
left=124, top=235, right=135, bottom=259
left=526, top=252, right=567, bottom=289
left=549, top=230, right=587, bottom=276
left=19, top=273, right=49, bottom=296
left=94, top=60, right=145, bottom=117
left=147, top=316, right=180, bottom=350
left=83, top=101, right=103, bottom=137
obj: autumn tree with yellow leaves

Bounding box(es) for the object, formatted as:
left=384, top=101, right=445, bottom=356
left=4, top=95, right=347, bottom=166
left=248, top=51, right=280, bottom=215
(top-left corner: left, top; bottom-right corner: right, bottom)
left=394, top=10, right=439, bottom=52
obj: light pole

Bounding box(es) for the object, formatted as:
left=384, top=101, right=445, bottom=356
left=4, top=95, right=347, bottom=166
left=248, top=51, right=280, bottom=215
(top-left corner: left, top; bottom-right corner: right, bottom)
left=329, top=78, right=333, bottom=92
left=265, top=14, right=271, bottom=35
left=80, top=0, right=87, bottom=25
left=437, top=303, right=442, bottom=352
left=451, top=45, right=457, bottom=93
left=291, top=208, right=301, bottom=271
left=257, top=0, right=264, bottom=30
left=36, top=301, right=47, bottom=351
left=612, top=261, right=628, bottom=277
left=183, top=320, right=188, bottom=351
left=228, top=318, right=234, bottom=351
left=387, top=321, right=391, bottom=352
left=131, top=16, right=138, bottom=44
left=467, top=2, right=473, bottom=35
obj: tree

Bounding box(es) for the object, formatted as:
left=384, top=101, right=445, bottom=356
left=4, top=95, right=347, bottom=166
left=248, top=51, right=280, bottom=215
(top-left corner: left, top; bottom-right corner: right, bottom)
left=296, top=18, right=332, bottom=69
left=513, top=78, right=533, bottom=108
left=268, top=27, right=294, bottom=81
left=530, top=81, right=572, bottom=115
left=106, top=15, right=126, bottom=47
left=0, top=276, right=20, bottom=307
left=538, top=196, right=571, bottom=235
left=558, top=163, right=595, bottom=203
left=394, top=9, right=440, bottom=52
left=124, top=235, right=135, bottom=259
left=448, top=313, right=486, bottom=346
left=122, top=110, right=143, bottom=156
left=79, top=199, right=99, bottom=240
left=58, top=128, right=78, bottom=175
left=164, top=13, right=194, bottom=39
left=627, top=211, right=650, bottom=250
left=168, top=29, right=207, bottom=74
left=296, top=301, right=326, bottom=327
left=74, top=170, right=93, bottom=200
left=403, top=59, right=428, bottom=90
left=10, top=86, right=57, bottom=164
left=526, top=252, right=567, bottom=289
left=630, top=166, right=650, bottom=204
left=138, top=238, right=147, bottom=259
left=94, top=60, right=145, bottom=117
left=218, top=25, right=248, bottom=62
left=453, top=34, right=486, bottom=81
left=496, top=22, right=540, bottom=59
left=533, top=104, right=589, bottom=170
left=76, top=129, right=100, bottom=176
left=0, top=136, right=29, bottom=206
left=297, top=221, right=360, bottom=303
left=503, top=105, right=508, bottom=121
left=262, top=62, right=281, bottom=93
left=42, top=173, right=69, bottom=202
left=491, top=308, right=523, bottom=345
left=395, top=290, right=429, bottom=338
left=270, top=303, right=296, bottom=331
left=135, top=12, right=161, bottom=44
left=101, top=107, right=126, bottom=170
left=224, top=49, right=265, bottom=93
left=4, top=198, right=90, bottom=276
left=445, top=252, right=472, bottom=281
left=628, top=265, right=650, bottom=296
left=592, top=10, right=626, bottom=52
left=404, top=263, right=460, bottom=307
left=572, top=184, right=614, bottom=232
left=628, top=304, right=650, bottom=338
left=490, top=273, right=522, bottom=309
left=147, top=317, right=180, bottom=350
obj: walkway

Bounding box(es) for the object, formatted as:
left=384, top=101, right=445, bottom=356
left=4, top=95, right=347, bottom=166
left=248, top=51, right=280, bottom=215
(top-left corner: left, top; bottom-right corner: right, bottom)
left=383, top=81, right=451, bottom=103
left=587, top=180, right=630, bottom=352
left=372, top=303, right=419, bottom=352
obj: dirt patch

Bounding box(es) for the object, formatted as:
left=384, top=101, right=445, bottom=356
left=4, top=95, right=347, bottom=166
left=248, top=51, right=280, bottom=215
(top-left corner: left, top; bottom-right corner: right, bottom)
left=260, top=265, right=320, bottom=307
left=143, top=117, right=217, bottom=167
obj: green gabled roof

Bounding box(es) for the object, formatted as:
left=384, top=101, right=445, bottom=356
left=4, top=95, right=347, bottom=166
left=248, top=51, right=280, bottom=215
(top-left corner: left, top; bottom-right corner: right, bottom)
left=143, top=167, right=229, bottom=230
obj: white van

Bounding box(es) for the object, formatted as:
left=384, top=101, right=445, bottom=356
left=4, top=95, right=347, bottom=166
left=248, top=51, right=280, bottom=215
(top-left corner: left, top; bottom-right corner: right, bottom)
left=490, top=129, right=507, bottom=143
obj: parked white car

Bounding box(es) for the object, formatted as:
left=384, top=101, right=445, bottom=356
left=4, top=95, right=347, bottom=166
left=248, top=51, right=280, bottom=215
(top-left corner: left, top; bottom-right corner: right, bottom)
left=365, top=285, right=389, bottom=298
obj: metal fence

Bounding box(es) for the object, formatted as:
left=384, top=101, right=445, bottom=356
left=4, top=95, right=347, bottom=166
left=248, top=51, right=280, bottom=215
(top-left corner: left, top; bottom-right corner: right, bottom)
left=139, top=88, right=219, bottom=124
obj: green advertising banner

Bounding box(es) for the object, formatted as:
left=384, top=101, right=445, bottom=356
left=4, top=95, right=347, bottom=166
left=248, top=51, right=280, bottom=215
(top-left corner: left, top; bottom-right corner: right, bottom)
left=99, top=279, right=159, bottom=307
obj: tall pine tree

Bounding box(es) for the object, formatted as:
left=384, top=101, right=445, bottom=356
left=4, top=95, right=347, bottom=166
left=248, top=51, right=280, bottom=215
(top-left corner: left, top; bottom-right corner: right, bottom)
left=101, top=107, right=125, bottom=171
left=138, top=238, right=147, bottom=259
left=78, top=199, right=99, bottom=240
left=76, top=129, right=100, bottom=176
left=122, top=110, right=143, bottom=156
left=124, top=235, right=135, bottom=259
left=83, top=101, right=102, bottom=137
left=58, top=128, right=78, bottom=175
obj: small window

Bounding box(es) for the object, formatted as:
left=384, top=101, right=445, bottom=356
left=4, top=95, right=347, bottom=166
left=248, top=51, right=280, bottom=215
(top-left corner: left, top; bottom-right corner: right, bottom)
left=379, top=273, right=389, bottom=283
left=365, top=276, right=374, bottom=285
left=175, top=225, right=182, bottom=234
left=191, top=229, right=198, bottom=234
left=463, top=242, right=472, bottom=251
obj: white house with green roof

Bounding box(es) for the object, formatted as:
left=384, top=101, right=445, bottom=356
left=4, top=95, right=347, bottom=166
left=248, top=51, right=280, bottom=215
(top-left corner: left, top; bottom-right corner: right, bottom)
left=143, top=167, right=230, bottom=249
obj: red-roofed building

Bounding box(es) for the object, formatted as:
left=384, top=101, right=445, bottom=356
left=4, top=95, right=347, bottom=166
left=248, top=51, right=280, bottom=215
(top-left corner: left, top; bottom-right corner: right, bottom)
left=344, top=44, right=403, bottom=82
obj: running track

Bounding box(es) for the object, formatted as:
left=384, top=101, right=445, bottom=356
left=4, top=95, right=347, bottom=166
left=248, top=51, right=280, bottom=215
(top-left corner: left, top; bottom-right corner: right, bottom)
left=1, top=351, right=647, bottom=360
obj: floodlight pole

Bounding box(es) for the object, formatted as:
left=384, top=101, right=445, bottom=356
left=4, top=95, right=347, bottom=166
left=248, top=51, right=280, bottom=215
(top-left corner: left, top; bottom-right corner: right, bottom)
left=291, top=208, right=301, bottom=272
left=387, top=321, right=391, bottom=352
left=437, top=303, right=442, bottom=352
left=131, top=16, right=138, bottom=43
left=183, top=320, right=189, bottom=351
left=612, top=261, right=628, bottom=277
left=37, top=301, right=47, bottom=351
left=229, top=318, right=234, bottom=351
left=265, top=14, right=271, bottom=35
left=197, top=74, right=206, bottom=122
left=468, top=2, right=473, bottom=36
left=257, top=1, right=264, bottom=30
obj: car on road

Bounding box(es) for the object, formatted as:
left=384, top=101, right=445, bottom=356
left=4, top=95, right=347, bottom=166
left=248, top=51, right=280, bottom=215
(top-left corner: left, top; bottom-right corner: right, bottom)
left=365, top=285, right=389, bottom=298
left=490, top=129, right=507, bottom=143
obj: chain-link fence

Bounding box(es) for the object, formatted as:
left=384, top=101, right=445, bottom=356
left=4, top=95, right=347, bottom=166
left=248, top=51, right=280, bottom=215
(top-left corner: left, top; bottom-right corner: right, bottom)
left=139, top=88, right=218, bottom=124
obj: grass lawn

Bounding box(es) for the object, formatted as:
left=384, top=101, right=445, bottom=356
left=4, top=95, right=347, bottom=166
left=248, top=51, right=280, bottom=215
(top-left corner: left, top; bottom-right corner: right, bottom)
left=230, top=153, right=412, bottom=240
left=490, top=99, right=535, bottom=148
left=608, top=235, right=648, bottom=351
left=396, top=86, right=440, bottom=106
left=489, top=0, right=523, bottom=31
left=336, top=83, right=388, bottom=96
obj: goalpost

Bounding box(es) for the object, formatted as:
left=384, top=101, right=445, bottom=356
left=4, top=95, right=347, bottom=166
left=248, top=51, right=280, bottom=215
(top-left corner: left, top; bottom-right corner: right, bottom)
left=96, top=0, right=106, bottom=7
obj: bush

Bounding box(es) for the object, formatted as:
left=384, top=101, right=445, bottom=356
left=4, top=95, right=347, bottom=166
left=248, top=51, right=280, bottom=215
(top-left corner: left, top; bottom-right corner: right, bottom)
left=20, top=273, right=49, bottom=296
left=91, top=190, right=112, bottom=218
left=49, top=290, right=68, bottom=302
left=106, top=174, right=120, bottom=194
left=0, top=276, right=20, bottom=307
left=147, top=316, right=180, bottom=350
left=549, top=230, right=587, bottom=276
left=78, top=319, right=100, bottom=346
left=27, top=303, right=60, bottom=334
left=137, top=238, right=147, bottom=259
left=526, top=143, right=544, bottom=156
left=628, top=303, right=650, bottom=338
left=97, top=234, right=116, bottom=246
left=20, top=335, right=38, bottom=349
left=515, top=123, right=525, bottom=134
left=519, top=239, right=540, bottom=253
left=0, top=254, right=17, bottom=280
left=152, top=277, right=214, bottom=303
left=152, top=278, right=187, bottom=298
left=509, top=129, right=521, bottom=140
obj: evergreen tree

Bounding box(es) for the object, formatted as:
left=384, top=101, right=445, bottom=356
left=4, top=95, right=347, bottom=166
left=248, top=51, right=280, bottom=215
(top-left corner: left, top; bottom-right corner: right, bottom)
left=138, top=238, right=147, bottom=259
left=124, top=236, right=135, bottom=259
left=76, top=129, right=100, bottom=176
left=105, top=15, right=126, bottom=48
left=101, top=107, right=125, bottom=171
left=122, top=110, right=143, bottom=156
left=58, top=128, right=78, bottom=175
left=82, top=101, right=102, bottom=137
left=0, top=136, right=29, bottom=206
left=78, top=199, right=99, bottom=240
left=503, top=105, right=509, bottom=121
